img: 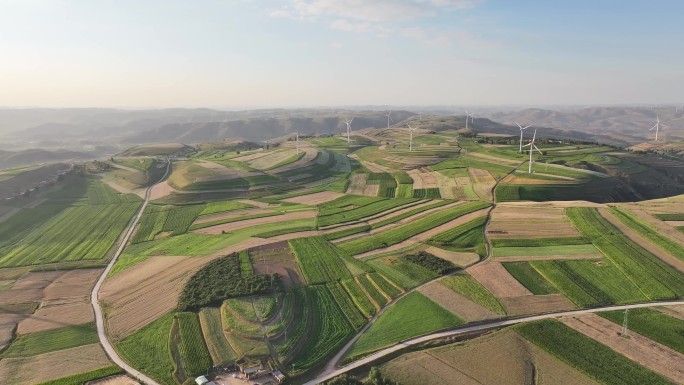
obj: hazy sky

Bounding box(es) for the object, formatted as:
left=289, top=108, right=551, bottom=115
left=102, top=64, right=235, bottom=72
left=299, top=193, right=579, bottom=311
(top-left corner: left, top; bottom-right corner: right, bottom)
left=1, top=0, right=682, bottom=108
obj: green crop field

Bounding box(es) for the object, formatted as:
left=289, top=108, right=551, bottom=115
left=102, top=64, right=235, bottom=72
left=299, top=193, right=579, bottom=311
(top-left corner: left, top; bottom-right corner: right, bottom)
left=35, top=366, right=124, bottom=385
left=347, top=292, right=463, bottom=361
left=367, top=256, right=438, bottom=289
left=517, top=320, right=672, bottom=385
left=492, top=243, right=599, bottom=257
left=369, top=200, right=451, bottom=229
left=175, top=312, right=212, bottom=377
left=502, top=262, right=559, bottom=295
left=327, top=282, right=368, bottom=330
left=412, top=188, right=441, bottom=199
left=323, top=224, right=371, bottom=240
left=317, top=197, right=417, bottom=227
left=599, top=308, right=684, bottom=354
left=198, top=307, right=238, bottom=365
left=357, top=274, right=389, bottom=307
left=341, top=278, right=377, bottom=318
left=439, top=274, right=506, bottom=314
left=1, top=323, right=98, bottom=357
left=339, top=201, right=489, bottom=255
left=289, top=237, right=355, bottom=284
left=491, top=237, right=589, bottom=247
left=654, top=213, right=684, bottom=221
left=609, top=207, right=684, bottom=261
left=116, top=312, right=176, bottom=385
left=200, top=200, right=252, bottom=215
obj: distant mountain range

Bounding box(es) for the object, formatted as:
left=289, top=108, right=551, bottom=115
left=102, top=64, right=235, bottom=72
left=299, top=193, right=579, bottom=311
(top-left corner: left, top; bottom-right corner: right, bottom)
left=0, top=148, right=94, bottom=169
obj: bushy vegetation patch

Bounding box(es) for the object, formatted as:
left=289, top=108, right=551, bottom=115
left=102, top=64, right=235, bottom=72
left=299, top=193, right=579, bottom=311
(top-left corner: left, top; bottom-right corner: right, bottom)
left=404, top=252, right=456, bottom=275
left=178, top=253, right=277, bottom=310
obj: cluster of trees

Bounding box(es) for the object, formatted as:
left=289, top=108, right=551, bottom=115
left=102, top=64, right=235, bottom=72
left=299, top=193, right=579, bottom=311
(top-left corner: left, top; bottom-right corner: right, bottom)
left=178, top=253, right=278, bottom=310
left=404, top=252, right=456, bottom=275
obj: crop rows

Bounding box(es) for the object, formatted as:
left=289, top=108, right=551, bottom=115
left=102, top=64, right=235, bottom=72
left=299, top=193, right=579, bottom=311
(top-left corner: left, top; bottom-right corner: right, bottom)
left=175, top=312, right=213, bottom=377
left=1, top=323, right=98, bottom=358
left=289, top=237, right=352, bottom=284
left=412, top=188, right=441, bottom=199
left=502, top=262, right=558, bottom=295
left=609, top=207, right=684, bottom=261
left=491, top=237, right=589, bottom=248
left=200, top=200, right=251, bottom=215
left=395, top=183, right=413, bottom=198
left=254, top=225, right=316, bottom=238
left=429, top=216, right=486, bottom=251
left=339, top=201, right=490, bottom=255
left=599, top=308, right=684, bottom=354
left=164, top=204, right=207, bottom=233
left=368, top=272, right=402, bottom=298
left=654, top=213, right=684, bottom=221
left=516, top=320, right=671, bottom=385
left=357, top=274, right=389, bottom=307
left=327, top=282, right=368, bottom=330
left=239, top=250, right=253, bottom=277
left=86, top=180, right=139, bottom=204
left=274, top=287, right=311, bottom=359
left=440, top=275, right=506, bottom=314
left=35, top=366, right=124, bottom=385
left=189, top=211, right=283, bottom=231
left=368, top=257, right=437, bottom=290
left=341, top=278, right=377, bottom=318
left=323, top=224, right=371, bottom=241
left=198, top=307, right=237, bottom=365
left=369, top=200, right=451, bottom=229
left=317, top=198, right=417, bottom=227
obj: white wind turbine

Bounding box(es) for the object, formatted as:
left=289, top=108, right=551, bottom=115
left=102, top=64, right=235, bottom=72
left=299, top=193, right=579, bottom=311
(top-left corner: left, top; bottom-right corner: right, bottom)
left=516, top=122, right=532, bottom=153
left=386, top=110, right=393, bottom=129
left=523, top=129, right=543, bottom=173
left=650, top=114, right=667, bottom=141
left=465, top=110, right=473, bottom=130
left=295, top=131, right=300, bottom=154
left=344, top=115, right=354, bottom=144
left=407, top=123, right=418, bottom=152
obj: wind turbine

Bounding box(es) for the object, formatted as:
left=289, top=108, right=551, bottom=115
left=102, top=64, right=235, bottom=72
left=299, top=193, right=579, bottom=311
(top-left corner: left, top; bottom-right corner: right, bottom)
left=650, top=114, right=667, bottom=141
left=516, top=122, right=532, bottom=153
left=419, top=111, right=423, bottom=121
left=344, top=115, right=354, bottom=144
left=523, top=129, right=543, bottom=173
left=386, top=110, right=393, bottom=129
left=296, top=131, right=300, bottom=154
left=407, top=123, right=418, bottom=152
left=465, top=110, right=473, bottom=130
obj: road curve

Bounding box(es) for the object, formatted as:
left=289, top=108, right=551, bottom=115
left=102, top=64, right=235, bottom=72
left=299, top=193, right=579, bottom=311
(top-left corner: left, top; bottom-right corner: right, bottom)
left=305, top=299, right=684, bottom=385
left=90, top=161, right=171, bottom=385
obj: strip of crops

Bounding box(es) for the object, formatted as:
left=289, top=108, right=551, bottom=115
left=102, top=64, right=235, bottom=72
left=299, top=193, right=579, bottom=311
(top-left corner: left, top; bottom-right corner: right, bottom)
left=412, top=188, right=441, bottom=199
left=274, top=287, right=311, bottom=359
left=502, top=262, right=558, bottom=295
left=289, top=286, right=355, bottom=374
left=394, top=172, right=413, bottom=184
left=357, top=274, right=389, bottom=307
left=327, top=282, right=368, bottom=330
left=491, top=237, right=590, bottom=248
left=599, top=308, right=684, bottom=354
left=35, top=366, right=124, bottom=385
left=369, top=200, right=452, bottom=229
left=341, top=279, right=377, bottom=318
left=239, top=250, right=253, bottom=277
left=609, top=207, right=684, bottom=261
left=253, top=296, right=278, bottom=321
left=254, top=225, right=316, bottom=238
left=531, top=260, right=605, bottom=307
left=339, top=201, right=490, bottom=255
left=367, top=258, right=436, bottom=289
left=317, top=195, right=382, bottom=217
left=0, top=202, right=140, bottom=267
left=115, top=312, right=175, bottom=385
left=1, top=323, right=97, bottom=358
left=516, top=320, right=672, bottom=385
left=324, top=224, right=371, bottom=241
left=366, top=172, right=395, bottom=183
left=132, top=206, right=168, bottom=243
left=654, top=213, right=684, bottom=221
left=495, top=184, right=521, bottom=201
left=176, top=312, right=213, bottom=377
left=225, top=297, right=259, bottom=323
left=87, top=181, right=140, bottom=204
left=200, top=200, right=252, bottom=216
left=289, top=237, right=352, bottom=284
left=224, top=304, right=262, bottom=335
left=189, top=211, right=284, bottom=231
left=440, top=275, right=506, bottom=314
left=493, top=244, right=599, bottom=257
left=566, top=207, right=684, bottom=301
left=198, top=307, right=238, bottom=365
left=395, top=183, right=413, bottom=198
left=317, top=198, right=418, bottom=227
left=368, top=272, right=402, bottom=298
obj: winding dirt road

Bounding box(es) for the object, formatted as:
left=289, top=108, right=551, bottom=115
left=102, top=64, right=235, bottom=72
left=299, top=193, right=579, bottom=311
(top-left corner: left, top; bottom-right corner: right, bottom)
left=90, top=161, right=171, bottom=385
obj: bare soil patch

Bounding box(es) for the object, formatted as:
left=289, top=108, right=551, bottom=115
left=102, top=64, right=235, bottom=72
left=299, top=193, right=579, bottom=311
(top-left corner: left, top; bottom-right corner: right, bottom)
left=269, top=146, right=318, bottom=174
left=250, top=245, right=304, bottom=288
left=0, top=271, right=65, bottom=305
left=561, top=313, right=684, bottom=384
left=148, top=180, right=177, bottom=201
left=0, top=343, right=112, bottom=385
left=469, top=152, right=521, bottom=166
left=407, top=169, right=437, bottom=189
left=500, top=294, right=574, bottom=316
left=232, top=151, right=268, bottom=162
left=418, top=280, right=496, bottom=322
left=237, top=199, right=271, bottom=208
left=193, top=211, right=316, bottom=235
left=346, top=173, right=368, bottom=195
left=489, top=204, right=582, bottom=239
left=87, top=374, right=139, bottom=385
left=423, top=246, right=479, bottom=267
left=282, top=191, right=345, bottom=206
left=381, top=329, right=598, bottom=385
left=655, top=304, right=684, bottom=321
left=467, top=262, right=531, bottom=298
left=599, top=208, right=684, bottom=273
left=469, top=168, right=495, bottom=200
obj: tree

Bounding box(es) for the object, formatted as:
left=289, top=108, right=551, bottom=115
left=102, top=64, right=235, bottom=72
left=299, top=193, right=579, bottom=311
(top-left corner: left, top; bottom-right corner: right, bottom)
left=364, top=368, right=400, bottom=385
left=325, top=374, right=362, bottom=385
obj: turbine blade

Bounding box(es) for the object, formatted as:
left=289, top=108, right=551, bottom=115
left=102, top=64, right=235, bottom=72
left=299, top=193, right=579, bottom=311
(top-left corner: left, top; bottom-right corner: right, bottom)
left=516, top=122, right=523, bottom=129
left=523, top=125, right=532, bottom=130
left=534, top=145, right=543, bottom=154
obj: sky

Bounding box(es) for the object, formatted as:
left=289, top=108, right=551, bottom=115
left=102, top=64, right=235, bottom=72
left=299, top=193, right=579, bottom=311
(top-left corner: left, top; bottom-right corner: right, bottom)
left=1, top=0, right=683, bottom=108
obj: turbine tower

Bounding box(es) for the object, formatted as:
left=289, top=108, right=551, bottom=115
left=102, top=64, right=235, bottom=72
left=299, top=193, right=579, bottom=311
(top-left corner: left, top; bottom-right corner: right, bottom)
left=344, top=115, right=354, bottom=144
left=523, top=129, right=543, bottom=173
left=407, top=123, right=417, bottom=152
left=386, top=110, right=393, bottom=129
left=465, top=110, right=473, bottom=130
left=516, top=122, right=532, bottom=153
left=650, top=114, right=666, bottom=141
left=296, top=131, right=300, bottom=154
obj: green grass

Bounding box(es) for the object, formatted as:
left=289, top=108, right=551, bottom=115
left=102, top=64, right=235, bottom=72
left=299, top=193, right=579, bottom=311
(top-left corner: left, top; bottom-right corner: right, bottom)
left=200, top=200, right=252, bottom=215
left=176, top=312, right=213, bottom=377
left=599, top=308, right=684, bottom=354
left=198, top=307, right=238, bottom=365
left=439, top=274, right=506, bottom=314
left=116, top=312, right=176, bottom=385
left=493, top=244, right=599, bottom=257
left=289, top=237, right=355, bottom=284
left=502, top=262, right=558, bottom=295
left=347, top=292, right=463, bottom=360
left=339, top=201, right=489, bottom=255
left=1, top=323, right=97, bottom=357
left=609, top=207, right=684, bottom=261
left=516, top=319, right=673, bottom=385
left=35, top=366, right=124, bottom=385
